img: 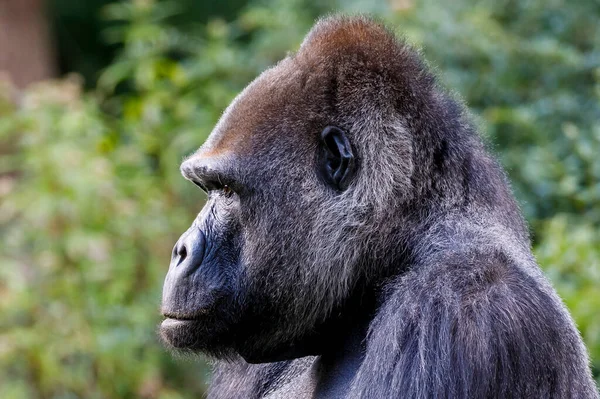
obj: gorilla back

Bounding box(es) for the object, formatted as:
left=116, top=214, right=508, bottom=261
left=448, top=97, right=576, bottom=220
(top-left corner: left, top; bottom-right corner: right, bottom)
left=160, top=16, right=599, bottom=398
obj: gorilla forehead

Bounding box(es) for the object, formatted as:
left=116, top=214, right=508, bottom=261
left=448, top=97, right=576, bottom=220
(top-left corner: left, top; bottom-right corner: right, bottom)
left=195, top=16, right=419, bottom=161
left=198, top=58, right=326, bottom=160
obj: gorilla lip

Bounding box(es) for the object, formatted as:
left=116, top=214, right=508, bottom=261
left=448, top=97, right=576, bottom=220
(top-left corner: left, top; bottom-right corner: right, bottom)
left=162, top=314, right=200, bottom=322
left=161, top=318, right=194, bottom=327
left=161, top=317, right=202, bottom=334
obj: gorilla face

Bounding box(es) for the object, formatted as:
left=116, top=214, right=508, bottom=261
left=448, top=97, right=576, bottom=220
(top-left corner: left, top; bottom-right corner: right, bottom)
left=160, top=171, right=243, bottom=358
left=160, top=58, right=362, bottom=362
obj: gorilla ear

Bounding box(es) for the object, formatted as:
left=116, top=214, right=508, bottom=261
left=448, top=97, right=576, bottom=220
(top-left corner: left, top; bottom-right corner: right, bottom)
left=319, top=126, right=355, bottom=191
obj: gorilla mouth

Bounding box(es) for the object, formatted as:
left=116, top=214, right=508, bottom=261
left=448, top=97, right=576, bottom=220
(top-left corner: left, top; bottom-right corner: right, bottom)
left=161, top=307, right=211, bottom=322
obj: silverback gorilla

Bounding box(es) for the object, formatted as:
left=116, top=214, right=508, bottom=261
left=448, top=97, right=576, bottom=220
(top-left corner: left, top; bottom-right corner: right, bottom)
left=160, top=16, right=599, bottom=398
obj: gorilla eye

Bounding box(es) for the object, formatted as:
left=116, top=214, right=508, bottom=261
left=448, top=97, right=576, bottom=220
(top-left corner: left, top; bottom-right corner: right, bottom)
left=189, top=179, right=233, bottom=197
left=222, top=185, right=233, bottom=197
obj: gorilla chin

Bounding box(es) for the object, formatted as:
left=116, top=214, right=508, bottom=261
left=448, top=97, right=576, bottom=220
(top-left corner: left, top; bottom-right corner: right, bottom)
left=160, top=318, right=199, bottom=349
left=159, top=316, right=236, bottom=358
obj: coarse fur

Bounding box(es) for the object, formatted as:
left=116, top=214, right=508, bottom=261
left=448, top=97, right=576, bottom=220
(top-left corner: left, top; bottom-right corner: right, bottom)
left=160, top=15, right=599, bottom=398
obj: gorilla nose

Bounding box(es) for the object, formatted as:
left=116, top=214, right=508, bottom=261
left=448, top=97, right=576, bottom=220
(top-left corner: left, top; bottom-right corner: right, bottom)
left=162, top=225, right=208, bottom=317
left=169, top=226, right=205, bottom=275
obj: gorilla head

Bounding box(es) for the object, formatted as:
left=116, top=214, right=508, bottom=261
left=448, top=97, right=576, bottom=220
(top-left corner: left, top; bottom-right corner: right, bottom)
left=159, top=18, right=427, bottom=363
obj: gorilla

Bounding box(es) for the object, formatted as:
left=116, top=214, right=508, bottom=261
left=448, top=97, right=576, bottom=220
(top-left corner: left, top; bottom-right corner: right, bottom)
left=160, top=16, right=598, bottom=398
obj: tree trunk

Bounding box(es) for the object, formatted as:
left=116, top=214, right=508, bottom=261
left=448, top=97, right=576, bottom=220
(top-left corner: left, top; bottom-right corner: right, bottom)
left=0, top=0, right=55, bottom=89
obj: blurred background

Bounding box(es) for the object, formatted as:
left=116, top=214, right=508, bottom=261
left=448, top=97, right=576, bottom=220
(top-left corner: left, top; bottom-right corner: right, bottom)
left=0, top=0, right=598, bottom=397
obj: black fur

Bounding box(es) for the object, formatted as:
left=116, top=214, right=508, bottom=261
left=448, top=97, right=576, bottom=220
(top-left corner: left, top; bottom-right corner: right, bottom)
left=161, top=16, right=599, bottom=398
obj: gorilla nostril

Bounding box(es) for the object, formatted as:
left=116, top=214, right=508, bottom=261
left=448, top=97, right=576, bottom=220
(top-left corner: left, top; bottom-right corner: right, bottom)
left=176, top=244, right=188, bottom=266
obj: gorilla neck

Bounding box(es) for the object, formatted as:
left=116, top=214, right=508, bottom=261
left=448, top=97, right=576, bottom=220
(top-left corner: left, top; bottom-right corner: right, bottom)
left=310, top=315, right=370, bottom=398
left=271, top=303, right=372, bottom=398
left=241, top=282, right=378, bottom=365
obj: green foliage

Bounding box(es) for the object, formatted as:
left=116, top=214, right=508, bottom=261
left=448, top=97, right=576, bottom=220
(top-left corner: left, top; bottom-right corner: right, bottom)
left=0, top=0, right=598, bottom=397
